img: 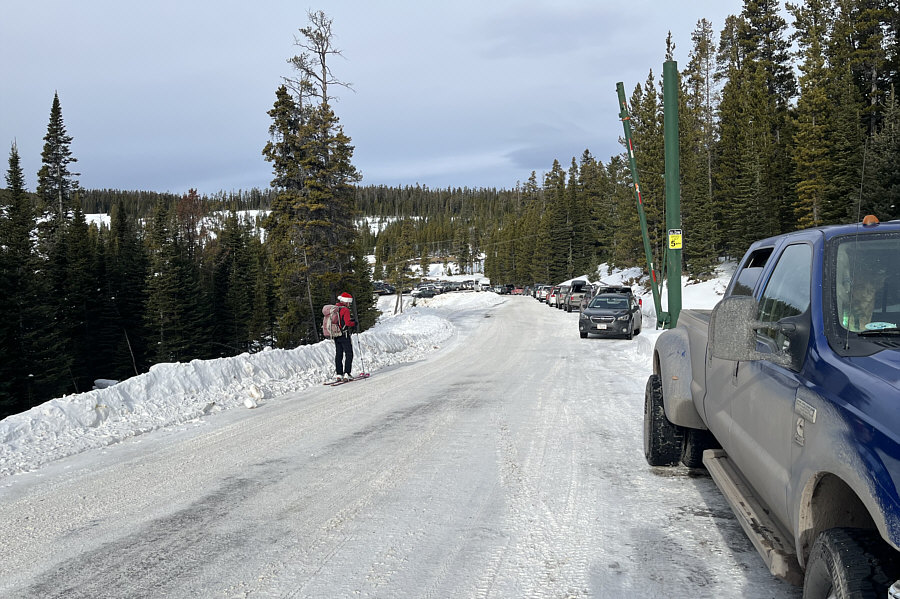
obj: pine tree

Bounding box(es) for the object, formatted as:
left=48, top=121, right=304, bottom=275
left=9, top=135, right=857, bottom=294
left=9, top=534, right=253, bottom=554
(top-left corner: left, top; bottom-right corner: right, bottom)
left=36, top=92, right=80, bottom=227
left=211, top=212, right=254, bottom=354
left=589, top=157, right=616, bottom=267
left=346, top=238, right=378, bottom=330
left=419, top=231, right=431, bottom=280
left=263, top=12, right=365, bottom=345
left=0, top=145, right=25, bottom=410
left=543, top=160, right=570, bottom=282
left=62, top=207, right=102, bottom=392
left=524, top=172, right=551, bottom=283
left=608, top=156, right=643, bottom=269
left=105, top=201, right=149, bottom=377
left=865, top=86, right=900, bottom=219
left=715, top=4, right=796, bottom=256
left=840, top=0, right=892, bottom=133
left=1, top=143, right=69, bottom=411
left=630, top=72, right=666, bottom=265
left=35, top=93, right=83, bottom=397
left=576, top=150, right=603, bottom=275
left=791, top=0, right=833, bottom=229
left=247, top=237, right=275, bottom=350
left=144, top=200, right=211, bottom=363
left=681, top=19, right=719, bottom=279
left=454, top=225, right=471, bottom=276
left=390, top=219, right=415, bottom=313
left=742, top=0, right=797, bottom=234
left=823, top=0, right=877, bottom=222
left=568, top=156, right=593, bottom=278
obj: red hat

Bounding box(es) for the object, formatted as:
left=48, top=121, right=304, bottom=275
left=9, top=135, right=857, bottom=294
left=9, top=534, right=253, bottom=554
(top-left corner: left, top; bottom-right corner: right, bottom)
left=337, top=292, right=353, bottom=304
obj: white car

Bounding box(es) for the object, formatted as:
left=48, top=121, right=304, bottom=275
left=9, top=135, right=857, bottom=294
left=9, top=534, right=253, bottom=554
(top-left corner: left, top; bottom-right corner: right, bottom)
left=548, top=287, right=560, bottom=307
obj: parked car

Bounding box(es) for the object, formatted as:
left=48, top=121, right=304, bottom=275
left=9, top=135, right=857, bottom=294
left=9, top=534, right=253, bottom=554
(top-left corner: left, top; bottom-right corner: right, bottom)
left=556, top=285, right=571, bottom=309
left=411, top=284, right=437, bottom=298
left=579, top=292, right=642, bottom=339
left=564, top=280, right=589, bottom=312
left=547, top=286, right=561, bottom=307
left=536, top=285, right=550, bottom=302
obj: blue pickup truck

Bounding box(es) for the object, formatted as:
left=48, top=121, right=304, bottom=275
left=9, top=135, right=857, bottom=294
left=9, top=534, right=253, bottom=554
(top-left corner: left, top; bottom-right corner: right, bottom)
left=645, top=217, right=900, bottom=597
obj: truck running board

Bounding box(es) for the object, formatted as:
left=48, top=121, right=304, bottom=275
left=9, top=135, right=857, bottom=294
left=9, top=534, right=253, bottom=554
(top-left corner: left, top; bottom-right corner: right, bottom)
left=703, top=449, right=804, bottom=586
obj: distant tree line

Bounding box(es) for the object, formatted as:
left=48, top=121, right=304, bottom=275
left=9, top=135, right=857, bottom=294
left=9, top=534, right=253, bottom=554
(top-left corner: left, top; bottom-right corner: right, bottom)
left=1, top=1, right=898, bottom=416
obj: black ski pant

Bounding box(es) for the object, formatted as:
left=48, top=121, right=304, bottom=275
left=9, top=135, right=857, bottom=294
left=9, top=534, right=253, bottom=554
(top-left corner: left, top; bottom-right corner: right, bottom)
left=334, top=334, right=353, bottom=375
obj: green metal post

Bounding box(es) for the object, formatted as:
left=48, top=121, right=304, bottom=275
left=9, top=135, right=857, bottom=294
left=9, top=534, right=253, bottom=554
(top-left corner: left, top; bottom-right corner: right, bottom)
left=616, top=82, right=665, bottom=328
left=663, top=60, right=682, bottom=328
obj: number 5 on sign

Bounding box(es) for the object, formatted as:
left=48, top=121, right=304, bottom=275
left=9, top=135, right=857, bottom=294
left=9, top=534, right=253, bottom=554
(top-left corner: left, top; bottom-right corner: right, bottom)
left=668, top=229, right=683, bottom=250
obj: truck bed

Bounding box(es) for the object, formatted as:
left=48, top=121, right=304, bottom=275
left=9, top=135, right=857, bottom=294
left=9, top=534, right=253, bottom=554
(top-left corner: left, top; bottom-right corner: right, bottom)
left=678, top=308, right=712, bottom=325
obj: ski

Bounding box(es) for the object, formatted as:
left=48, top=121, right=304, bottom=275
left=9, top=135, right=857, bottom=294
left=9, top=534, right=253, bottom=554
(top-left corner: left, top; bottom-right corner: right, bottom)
left=323, top=373, right=371, bottom=386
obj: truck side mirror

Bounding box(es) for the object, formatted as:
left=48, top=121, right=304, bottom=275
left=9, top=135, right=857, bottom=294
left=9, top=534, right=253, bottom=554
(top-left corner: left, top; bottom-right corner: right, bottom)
left=709, top=296, right=793, bottom=367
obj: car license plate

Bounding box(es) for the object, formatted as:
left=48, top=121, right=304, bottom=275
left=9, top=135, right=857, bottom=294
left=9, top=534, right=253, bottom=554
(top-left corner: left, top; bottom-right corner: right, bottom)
left=596, top=324, right=607, bottom=330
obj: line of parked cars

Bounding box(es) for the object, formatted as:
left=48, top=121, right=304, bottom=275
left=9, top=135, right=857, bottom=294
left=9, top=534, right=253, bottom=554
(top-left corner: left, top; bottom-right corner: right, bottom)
left=532, top=281, right=643, bottom=340
left=409, top=279, right=482, bottom=297
left=373, top=281, right=397, bottom=295
left=534, top=280, right=590, bottom=312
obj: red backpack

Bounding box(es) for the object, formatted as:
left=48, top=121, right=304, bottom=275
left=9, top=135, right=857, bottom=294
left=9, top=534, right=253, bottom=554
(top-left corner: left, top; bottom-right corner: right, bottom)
left=321, top=305, right=342, bottom=338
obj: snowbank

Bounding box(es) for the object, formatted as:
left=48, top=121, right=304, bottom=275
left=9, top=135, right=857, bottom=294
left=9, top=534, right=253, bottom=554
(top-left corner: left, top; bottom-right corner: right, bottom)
left=0, top=292, right=504, bottom=477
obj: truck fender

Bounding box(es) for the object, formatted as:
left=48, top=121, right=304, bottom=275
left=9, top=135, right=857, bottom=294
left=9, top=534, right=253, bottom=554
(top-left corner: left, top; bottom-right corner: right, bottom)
left=792, top=388, right=900, bottom=566
left=654, top=329, right=706, bottom=430
left=795, top=460, right=900, bottom=567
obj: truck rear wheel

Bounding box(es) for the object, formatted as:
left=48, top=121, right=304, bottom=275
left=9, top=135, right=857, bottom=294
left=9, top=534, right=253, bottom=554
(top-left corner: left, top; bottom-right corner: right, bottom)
left=680, top=428, right=718, bottom=468
left=803, top=528, right=900, bottom=599
left=643, top=374, right=684, bottom=466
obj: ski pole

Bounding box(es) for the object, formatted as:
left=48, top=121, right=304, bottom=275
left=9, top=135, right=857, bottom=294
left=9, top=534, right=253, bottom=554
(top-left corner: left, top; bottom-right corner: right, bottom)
left=353, top=330, right=367, bottom=376
left=350, top=295, right=367, bottom=377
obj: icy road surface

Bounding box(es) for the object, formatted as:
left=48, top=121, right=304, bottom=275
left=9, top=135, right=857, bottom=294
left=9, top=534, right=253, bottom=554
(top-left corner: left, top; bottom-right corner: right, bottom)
left=0, top=296, right=799, bottom=598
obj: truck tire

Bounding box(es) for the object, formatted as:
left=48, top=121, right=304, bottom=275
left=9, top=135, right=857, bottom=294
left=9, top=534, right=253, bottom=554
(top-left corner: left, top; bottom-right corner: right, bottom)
left=680, top=428, right=718, bottom=468
left=580, top=331, right=588, bottom=339
left=643, top=374, right=684, bottom=466
left=803, top=528, right=900, bottom=599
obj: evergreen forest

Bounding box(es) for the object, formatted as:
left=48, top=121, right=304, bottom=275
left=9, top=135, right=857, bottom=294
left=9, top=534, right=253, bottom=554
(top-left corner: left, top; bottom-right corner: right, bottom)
left=1, top=1, right=899, bottom=417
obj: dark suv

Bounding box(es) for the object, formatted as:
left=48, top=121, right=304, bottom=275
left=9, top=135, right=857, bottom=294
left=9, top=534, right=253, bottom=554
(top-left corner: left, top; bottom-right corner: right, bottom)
left=579, top=291, right=642, bottom=339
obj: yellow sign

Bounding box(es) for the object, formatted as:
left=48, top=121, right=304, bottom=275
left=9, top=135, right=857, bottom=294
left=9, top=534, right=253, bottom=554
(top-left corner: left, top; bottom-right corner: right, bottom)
left=668, top=229, right=683, bottom=250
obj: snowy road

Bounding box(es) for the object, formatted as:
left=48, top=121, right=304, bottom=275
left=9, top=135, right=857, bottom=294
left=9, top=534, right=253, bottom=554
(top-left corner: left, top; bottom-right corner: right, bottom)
left=0, top=296, right=800, bottom=598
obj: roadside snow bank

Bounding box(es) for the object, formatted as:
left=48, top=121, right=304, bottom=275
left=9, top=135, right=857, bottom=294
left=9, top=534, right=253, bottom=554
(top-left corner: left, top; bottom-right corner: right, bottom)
left=0, top=293, right=504, bottom=477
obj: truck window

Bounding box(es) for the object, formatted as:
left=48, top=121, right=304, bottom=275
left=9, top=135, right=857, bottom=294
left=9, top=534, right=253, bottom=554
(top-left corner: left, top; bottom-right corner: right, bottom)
left=824, top=231, right=900, bottom=356
left=833, top=234, right=898, bottom=332
left=757, top=243, right=812, bottom=352
left=731, top=247, right=774, bottom=296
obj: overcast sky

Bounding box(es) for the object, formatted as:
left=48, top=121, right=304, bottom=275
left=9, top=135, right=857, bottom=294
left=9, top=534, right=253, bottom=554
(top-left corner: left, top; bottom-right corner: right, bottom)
left=2, top=0, right=746, bottom=196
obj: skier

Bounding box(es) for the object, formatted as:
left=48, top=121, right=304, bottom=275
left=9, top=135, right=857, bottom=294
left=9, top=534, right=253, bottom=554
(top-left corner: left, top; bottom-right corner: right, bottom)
left=332, top=292, right=357, bottom=382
